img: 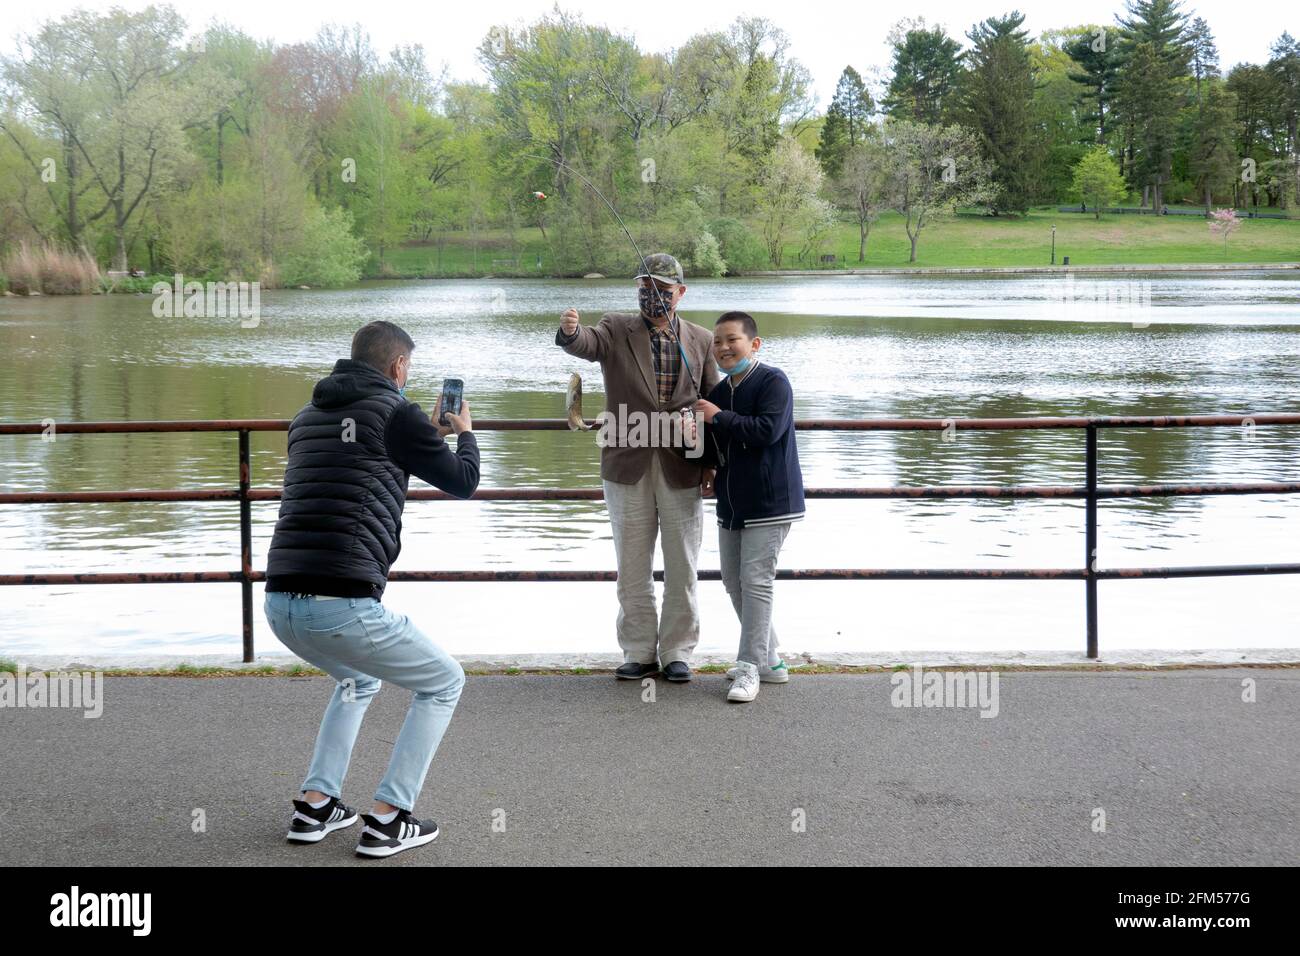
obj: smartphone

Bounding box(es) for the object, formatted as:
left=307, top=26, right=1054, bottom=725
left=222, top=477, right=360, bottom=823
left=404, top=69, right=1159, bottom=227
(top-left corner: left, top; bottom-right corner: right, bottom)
left=438, top=378, right=464, bottom=426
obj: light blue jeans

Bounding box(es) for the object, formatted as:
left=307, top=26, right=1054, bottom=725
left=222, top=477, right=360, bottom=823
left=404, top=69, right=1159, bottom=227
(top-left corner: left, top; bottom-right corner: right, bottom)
left=264, top=592, right=465, bottom=812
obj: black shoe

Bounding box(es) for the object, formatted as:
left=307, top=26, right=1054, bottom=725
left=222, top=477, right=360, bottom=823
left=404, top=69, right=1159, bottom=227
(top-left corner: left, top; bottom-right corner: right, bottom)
left=615, top=661, right=660, bottom=680
left=355, top=809, right=440, bottom=859
left=662, top=661, right=692, bottom=682
left=286, top=796, right=358, bottom=843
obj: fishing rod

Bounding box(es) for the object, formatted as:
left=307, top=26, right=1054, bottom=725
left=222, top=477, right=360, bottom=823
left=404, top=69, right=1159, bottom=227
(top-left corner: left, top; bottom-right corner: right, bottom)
left=521, top=152, right=700, bottom=399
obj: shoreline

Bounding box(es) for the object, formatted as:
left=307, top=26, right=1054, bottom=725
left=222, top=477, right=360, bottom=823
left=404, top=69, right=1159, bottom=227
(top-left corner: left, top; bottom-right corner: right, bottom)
left=4, top=261, right=1297, bottom=298
left=356, top=261, right=1300, bottom=281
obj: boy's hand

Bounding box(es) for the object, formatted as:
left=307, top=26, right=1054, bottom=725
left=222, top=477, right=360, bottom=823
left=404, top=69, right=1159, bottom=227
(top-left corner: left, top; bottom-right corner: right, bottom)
left=701, top=468, right=715, bottom=497
left=694, top=398, right=721, bottom=423
left=681, top=408, right=699, bottom=444
left=560, top=308, right=580, bottom=336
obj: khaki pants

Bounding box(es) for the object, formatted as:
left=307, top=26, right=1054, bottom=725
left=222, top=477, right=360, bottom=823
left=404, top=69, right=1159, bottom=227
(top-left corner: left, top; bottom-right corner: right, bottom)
left=603, top=452, right=703, bottom=665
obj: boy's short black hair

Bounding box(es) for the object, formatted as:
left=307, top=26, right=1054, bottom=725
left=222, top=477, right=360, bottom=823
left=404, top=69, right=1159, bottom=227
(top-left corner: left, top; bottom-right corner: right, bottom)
left=352, top=320, right=415, bottom=372
left=715, top=311, right=758, bottom=338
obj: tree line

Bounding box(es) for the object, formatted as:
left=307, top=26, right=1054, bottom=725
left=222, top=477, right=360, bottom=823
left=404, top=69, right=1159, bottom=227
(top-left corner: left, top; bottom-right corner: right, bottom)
left=0, top=2, right=1296, bottom=284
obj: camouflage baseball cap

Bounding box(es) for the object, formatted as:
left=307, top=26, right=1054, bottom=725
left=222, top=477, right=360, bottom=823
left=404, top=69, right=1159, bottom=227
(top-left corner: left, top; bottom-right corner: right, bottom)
left=634, top=253, right=684, bottom=286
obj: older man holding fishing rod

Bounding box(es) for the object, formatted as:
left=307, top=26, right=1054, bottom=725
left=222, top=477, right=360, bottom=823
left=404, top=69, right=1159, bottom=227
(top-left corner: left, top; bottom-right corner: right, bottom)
left=556, top=253, right=720, bottom=681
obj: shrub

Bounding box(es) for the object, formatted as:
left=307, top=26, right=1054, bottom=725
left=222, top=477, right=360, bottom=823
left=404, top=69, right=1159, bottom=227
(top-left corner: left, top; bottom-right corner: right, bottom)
left=278, top=206, right=369, bottom=288
left=1070, top=148, right=1127, bottom=219
left=1, top=242, right=101, bottom=294
left=708, top=218, right=767, bottom=273
left=1162, top=179, right=1193, bottom=206
left=688, top=230, right=727, bottom=277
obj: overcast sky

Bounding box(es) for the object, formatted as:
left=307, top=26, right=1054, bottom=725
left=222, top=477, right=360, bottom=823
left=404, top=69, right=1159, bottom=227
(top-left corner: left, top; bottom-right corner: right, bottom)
left=7, top=0, right=1292, bottom=106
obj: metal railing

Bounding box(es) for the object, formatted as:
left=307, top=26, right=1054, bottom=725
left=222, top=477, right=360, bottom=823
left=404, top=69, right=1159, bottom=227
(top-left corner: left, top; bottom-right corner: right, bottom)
left=3, top=414, right=1300, bottom=663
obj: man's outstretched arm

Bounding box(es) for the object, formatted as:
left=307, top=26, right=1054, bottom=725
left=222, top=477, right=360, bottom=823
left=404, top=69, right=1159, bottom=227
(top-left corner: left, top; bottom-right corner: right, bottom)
left=556, top=308, right=613, bottom=362
left=386, top=402, right=480, bottom=499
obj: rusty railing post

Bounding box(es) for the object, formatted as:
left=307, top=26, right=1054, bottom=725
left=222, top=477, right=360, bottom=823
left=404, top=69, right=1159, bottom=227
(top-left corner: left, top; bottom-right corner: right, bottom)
left=239, top=429, right=254, bottom=663
left=1085, top=422, right=1099, bottom=658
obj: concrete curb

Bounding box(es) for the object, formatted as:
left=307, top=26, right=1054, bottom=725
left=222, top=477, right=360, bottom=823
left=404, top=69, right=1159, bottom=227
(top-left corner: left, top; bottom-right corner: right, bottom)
left=7, top=647, right=1299, bottom=673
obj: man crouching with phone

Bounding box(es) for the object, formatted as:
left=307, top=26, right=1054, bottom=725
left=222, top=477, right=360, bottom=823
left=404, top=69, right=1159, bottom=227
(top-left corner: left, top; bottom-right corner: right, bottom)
left=264, top=320, right=477, bottom=859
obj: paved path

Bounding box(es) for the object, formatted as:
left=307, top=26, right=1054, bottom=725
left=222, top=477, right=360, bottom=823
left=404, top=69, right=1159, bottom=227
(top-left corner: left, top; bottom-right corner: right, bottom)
left=1, top=670, right=1295, bottom=865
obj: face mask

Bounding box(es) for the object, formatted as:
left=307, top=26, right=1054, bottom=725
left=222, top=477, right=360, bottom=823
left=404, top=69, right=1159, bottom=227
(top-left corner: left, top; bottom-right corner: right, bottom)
left=718, top=355, right=753, bottom=376
left=638, top=285, right=672, bottom=319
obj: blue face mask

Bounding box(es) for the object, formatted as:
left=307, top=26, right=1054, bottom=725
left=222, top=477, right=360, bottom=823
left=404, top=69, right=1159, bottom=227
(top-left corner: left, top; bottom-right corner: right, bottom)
left=718, top=355, right=753, bottom=376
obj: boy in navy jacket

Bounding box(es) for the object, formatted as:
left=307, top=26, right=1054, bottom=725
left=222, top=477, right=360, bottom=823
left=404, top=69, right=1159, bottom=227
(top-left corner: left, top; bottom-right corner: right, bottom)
left=685, top=311, right=804, bottom=702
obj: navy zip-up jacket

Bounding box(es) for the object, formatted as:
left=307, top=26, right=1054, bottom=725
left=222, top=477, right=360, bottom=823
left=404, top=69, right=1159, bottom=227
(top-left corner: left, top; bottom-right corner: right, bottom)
left=697, top=361, right=805, bottom=530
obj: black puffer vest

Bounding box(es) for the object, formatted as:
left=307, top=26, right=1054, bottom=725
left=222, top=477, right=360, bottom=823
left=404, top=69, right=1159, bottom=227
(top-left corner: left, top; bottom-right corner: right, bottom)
left=266, top=359, right=409, bottom=596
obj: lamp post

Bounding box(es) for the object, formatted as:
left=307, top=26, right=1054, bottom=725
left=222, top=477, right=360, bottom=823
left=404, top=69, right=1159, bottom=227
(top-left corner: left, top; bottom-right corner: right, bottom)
left=1051, top=224, right=1056, bottom=265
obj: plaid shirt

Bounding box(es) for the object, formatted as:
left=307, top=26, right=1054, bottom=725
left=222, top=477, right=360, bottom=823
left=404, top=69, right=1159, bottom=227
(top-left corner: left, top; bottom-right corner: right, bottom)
left=644, top=315, right=682, bottom=407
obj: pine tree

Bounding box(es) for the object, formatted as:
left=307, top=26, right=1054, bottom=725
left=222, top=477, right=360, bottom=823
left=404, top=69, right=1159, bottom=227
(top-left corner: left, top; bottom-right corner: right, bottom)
left=1187, top=16, right=1220, bottom=105
left=961, top=12, right=1035, bottom=214
left=1113, top=0, right=1193, bottom=209
left=1190, top=81, right=1239, bottom=212
left=1226, top=63, right=1280, bottom=208
left=1066, top=29, right=1122, bottom=146
left=883, top=27, right=963, bottom=124
left=1184, top=22, right=1232, bottom=213
left=1268, top=33, right=1300, bottom=207
left=816, top=66, right=874, bottom=178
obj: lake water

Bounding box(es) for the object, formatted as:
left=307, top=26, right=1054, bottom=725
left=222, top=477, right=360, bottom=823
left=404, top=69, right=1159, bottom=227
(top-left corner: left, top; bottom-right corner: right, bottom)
left=3, top=271, right=1300, bottom=660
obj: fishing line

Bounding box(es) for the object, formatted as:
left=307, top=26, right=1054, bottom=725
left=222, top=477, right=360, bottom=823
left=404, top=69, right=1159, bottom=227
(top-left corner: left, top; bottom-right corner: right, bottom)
left=522, top=152, right=700, bottom=401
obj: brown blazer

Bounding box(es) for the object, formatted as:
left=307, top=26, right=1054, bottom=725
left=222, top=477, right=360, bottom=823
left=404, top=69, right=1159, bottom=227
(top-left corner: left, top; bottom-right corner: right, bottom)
left=557, top=312, right=720, bottom=487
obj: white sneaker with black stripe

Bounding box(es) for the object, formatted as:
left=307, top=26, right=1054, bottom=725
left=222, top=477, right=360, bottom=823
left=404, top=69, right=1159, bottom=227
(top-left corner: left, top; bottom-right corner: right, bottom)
left=286, top=796, right=359, bottom=843
left=355, top=809, right=440, bottom=858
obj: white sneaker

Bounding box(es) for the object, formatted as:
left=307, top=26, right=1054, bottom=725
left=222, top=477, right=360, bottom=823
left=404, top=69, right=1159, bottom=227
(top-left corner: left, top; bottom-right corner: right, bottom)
left=727, top=662, right=761, bottom=702
left=726, top=660, right=789, bottom=683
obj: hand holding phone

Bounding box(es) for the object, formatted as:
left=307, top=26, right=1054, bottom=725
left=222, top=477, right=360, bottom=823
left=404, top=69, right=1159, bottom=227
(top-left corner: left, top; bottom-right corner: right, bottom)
left=438, top=378, right=464, bottom=426
left=444, top=401, right=472, bottom=435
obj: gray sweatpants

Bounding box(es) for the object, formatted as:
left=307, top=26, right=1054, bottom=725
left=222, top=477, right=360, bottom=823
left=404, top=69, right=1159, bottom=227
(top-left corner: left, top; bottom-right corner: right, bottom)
left=718, top=522, right=792, bottom=667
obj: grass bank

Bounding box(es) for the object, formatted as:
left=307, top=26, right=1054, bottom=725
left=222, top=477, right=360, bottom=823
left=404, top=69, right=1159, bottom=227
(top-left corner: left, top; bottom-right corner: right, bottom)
left=368, top=209, right=1300, bottom=279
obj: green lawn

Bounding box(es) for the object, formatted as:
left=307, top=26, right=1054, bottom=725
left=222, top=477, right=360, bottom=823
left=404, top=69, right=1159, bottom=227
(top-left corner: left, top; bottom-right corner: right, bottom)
left=809, top=209, right=1300, bottom=269
left=369, top=209, right=1300, bottom=279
